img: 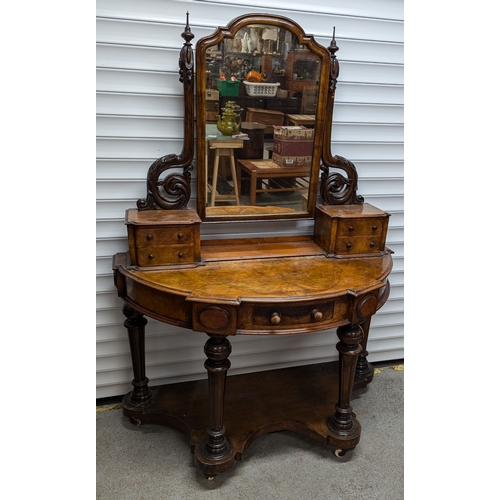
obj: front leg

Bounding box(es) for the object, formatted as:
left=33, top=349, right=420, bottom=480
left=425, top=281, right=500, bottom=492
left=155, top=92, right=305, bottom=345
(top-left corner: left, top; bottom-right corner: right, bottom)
left=328, top=323, right=363, bottom=436
left=194, top=334, right=235, bottom=478
left=122, top=304, right=153, bottom=407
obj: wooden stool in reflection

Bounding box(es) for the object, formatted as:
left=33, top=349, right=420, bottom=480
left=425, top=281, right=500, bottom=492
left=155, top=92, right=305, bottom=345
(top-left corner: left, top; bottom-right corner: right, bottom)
left=285, top=114, right=316, bottom=127
left=237, top=159, right=310, bottom=206
left=208, top=140, right=243, bottom=207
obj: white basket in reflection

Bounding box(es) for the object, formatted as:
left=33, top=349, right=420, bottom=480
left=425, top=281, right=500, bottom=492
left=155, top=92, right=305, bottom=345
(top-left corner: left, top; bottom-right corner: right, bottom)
left=243, top=81, right=280, bottom=97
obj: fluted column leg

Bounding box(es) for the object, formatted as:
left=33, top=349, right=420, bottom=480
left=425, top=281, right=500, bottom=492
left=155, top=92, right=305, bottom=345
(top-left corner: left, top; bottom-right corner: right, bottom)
left=194, top=334, right=235, bottom=478
left=122, top=304, right=153, bottom=407
left=328, top=323, right=363, bottom=436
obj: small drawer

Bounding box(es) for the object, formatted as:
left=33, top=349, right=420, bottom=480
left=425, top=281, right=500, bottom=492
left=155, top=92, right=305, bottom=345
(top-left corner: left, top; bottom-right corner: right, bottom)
left=335, top=236, right=383, bottom=255
left=135, top=227, right=194, bottom=248
left=252, top=301, right=334, bottom=328
left=313, top=203, right=390, bottom=257
left=126, top=209, right=202, bottom=268
left=136, top=244, right=195, bottom=267
left=337, top=219, right=385, bottom=237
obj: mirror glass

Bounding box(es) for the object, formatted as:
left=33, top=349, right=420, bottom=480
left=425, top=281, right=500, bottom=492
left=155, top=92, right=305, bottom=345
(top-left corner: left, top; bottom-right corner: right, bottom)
left=197, top=20, right=325, bottom=220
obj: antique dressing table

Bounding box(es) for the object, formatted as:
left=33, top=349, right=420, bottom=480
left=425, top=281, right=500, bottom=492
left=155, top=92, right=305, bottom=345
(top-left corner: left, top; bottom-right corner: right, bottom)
left=112, top=13, right=392, bottom=479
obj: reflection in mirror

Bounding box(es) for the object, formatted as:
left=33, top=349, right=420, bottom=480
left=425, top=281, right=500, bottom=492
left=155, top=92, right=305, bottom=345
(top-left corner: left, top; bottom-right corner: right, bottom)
left=201, top=23, right=322, bottom=218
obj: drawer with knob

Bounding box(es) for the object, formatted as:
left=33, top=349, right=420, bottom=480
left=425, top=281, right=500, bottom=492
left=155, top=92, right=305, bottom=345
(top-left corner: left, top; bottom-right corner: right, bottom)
left=336, top=220, right=384, bottom=237
left=134, top=244, right=196, bottom=268
left=334, top=236, right=383, bottom=255
left=126, top=208, right=201, bottom=268
left=134, top=227, right=194, bottom=247
left=313, top=203, right=390, bottom=258
left=250, top=300, right=335, bottom=329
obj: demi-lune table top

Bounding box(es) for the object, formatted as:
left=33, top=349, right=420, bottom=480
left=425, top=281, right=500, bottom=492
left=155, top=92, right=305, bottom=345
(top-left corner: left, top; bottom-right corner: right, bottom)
left=113, top=240, right=392, bottom=335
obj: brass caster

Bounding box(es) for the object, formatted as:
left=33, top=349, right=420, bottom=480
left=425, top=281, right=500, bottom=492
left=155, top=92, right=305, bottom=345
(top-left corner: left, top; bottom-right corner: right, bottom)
left=335, top=448, right=346, bottom=458
left=205, top=475, right=215, bottom=481
left=129, top=417, right=141, bottom=426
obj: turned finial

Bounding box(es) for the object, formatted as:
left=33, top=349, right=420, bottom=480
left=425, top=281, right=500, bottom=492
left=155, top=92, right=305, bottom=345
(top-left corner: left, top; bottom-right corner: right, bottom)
left=182, top=11, right=194, bottom=43
left=328, top=26, right=338, bottom=55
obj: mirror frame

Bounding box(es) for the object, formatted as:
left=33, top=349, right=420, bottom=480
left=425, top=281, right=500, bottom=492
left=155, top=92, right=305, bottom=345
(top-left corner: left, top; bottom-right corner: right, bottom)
left=196, top=14, right=332, bottom=222
left=135, top=13, right=363, bottom=217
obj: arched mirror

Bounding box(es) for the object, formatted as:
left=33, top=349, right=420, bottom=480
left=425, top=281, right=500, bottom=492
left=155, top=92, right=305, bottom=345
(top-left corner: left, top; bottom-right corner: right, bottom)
left=196, top=14, right=332, bottom=221
left=136, top=13, right=362, bottom=219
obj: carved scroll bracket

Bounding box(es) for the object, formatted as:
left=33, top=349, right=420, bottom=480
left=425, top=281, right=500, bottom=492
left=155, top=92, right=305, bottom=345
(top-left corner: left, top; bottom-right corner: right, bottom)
left=320, top=157, right=364, bottom=205
left=320, top=27, right=363, bottom=206
left=137, top=13, right=195, bottom=211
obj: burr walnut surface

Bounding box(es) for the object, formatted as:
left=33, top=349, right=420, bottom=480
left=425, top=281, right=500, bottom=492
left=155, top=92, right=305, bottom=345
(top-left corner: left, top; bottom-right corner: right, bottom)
left=126, top=253, right=390, bottom=303
left=113, top=247, right=391, bottom=336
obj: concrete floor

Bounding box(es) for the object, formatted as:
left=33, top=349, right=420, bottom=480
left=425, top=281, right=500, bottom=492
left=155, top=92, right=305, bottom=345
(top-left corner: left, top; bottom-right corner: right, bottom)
left=96, top=364, right=403, bottom=500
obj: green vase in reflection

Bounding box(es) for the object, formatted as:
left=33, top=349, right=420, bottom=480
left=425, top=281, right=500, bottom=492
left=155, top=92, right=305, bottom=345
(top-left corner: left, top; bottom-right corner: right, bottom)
left=216, top=101, right=241, bottom=136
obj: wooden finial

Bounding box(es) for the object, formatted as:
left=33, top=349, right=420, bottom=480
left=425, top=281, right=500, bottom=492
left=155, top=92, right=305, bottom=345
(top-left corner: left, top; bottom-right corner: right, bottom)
left=182, top=11, right=194, bottom=43
left=329, top=26, right=338, bottom=53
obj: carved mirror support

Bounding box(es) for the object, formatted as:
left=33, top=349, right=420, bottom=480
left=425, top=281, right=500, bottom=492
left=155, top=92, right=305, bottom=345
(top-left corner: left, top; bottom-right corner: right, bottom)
left=136, top=13, right=362, bottom=217
left=137, top=14, right=195, bottom=211
left=320, top=30, right=363, bottom=206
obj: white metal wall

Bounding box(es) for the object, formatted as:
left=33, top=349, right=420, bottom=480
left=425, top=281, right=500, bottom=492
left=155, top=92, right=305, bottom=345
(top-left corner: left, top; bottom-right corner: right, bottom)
left=96, top=0, right=404, bottom=399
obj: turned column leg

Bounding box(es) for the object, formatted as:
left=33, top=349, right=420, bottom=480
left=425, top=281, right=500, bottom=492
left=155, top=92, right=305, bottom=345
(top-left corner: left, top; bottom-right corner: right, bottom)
left=328, top=323, right=363, bottom=436
left=356, top=316, right=374, bottom=381
left=122, top=304, right=153, bottom=407
left=195, top=334, right=235, bottom=477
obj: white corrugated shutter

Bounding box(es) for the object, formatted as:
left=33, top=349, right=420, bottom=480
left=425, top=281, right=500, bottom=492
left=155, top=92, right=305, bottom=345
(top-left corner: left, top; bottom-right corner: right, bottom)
left=96, top=0, right=404, bottom=399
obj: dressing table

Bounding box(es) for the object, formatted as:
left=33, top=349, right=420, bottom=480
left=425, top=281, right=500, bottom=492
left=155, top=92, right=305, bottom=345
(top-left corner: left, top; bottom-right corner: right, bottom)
left=112, top=13, right=392, bottom=479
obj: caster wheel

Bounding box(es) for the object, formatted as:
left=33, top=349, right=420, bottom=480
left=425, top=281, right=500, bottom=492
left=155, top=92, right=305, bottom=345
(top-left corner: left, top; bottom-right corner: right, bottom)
left=335, top=448, right=347, bottom=458
left=205, top=475, right=215, bottom=481
left=129, top=417, right=141, bottom=426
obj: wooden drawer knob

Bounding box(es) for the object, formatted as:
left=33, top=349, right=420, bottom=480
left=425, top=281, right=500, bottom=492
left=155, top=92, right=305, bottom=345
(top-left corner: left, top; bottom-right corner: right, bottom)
left=148, top=254, right=154, bottom=260
left=147, top=234, right=153, bottom=241
left=346, top=243, right=352, bottom=249
left=311, top=309, right=323, bottom=321
left=270, top=312, right=281, bottom=325
left=178, top=233, right=184, bottom=239
left=372, top=225, right=378, bottom=231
